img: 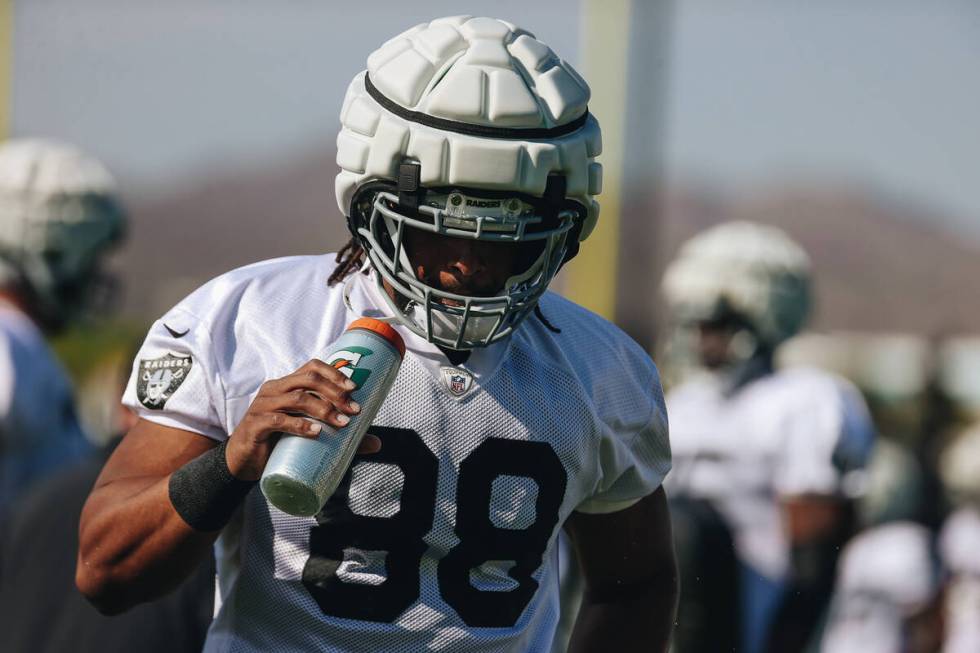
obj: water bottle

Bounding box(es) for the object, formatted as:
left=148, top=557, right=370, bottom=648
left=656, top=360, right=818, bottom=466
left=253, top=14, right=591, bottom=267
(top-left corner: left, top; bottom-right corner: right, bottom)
left=260, top=317, right=405, bottom=517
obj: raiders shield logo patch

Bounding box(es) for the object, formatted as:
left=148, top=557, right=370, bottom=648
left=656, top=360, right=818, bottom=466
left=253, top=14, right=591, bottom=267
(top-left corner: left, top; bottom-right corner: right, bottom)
left=137, top=353, right=192, bottom=410
left=440, top=366, right=474, bottom=397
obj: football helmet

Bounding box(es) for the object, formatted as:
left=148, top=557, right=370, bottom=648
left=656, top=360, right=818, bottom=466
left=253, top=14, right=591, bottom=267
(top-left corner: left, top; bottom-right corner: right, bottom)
left=335, top=16, right=602, bottom=350
left=662, top=221, right=811, bottom=360
left=940, top=424, right=980, bottom=507
left=0, top=139, right=126, bottom=330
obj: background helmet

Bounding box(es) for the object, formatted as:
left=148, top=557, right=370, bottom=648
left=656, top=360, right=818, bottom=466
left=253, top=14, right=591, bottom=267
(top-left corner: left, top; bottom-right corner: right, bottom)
left=0, top=139, right=126, bottom=330
left=662, top=221, right=812, bottom=352
left=939, top=423, right=980, bottom=508
left=335, top=16, right=602, bottom=350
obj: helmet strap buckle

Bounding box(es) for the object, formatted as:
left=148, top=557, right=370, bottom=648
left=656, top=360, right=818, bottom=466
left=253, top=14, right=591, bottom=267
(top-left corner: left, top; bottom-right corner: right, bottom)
left=397, top=161, right=424, bottom=213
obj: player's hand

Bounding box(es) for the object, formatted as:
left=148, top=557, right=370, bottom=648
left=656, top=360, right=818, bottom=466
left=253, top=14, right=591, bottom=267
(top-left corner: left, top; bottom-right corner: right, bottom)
left=225, top=359, right=381, bottom=480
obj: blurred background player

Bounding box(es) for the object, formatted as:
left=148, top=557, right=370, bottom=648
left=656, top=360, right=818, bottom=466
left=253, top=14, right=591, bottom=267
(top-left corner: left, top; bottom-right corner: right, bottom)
left=0, top=343, right=214, bottom=653
left=820, top=522, right=945, bottom=653
left=0, top=139, right=124, bottom=523
left=661, top=221, right=875, bottom=653
left=936, top=423, right=980, bottom=653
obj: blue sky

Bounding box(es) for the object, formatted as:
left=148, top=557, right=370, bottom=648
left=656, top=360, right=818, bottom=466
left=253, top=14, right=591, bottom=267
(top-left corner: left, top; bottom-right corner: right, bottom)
left=12, top=0, right=980, bottom=234
left=664, top=1, right=980, bottom=235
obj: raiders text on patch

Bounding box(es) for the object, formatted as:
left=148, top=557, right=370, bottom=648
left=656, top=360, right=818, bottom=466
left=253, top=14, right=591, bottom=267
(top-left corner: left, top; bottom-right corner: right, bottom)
left=137, top=353, right=193, bottom=409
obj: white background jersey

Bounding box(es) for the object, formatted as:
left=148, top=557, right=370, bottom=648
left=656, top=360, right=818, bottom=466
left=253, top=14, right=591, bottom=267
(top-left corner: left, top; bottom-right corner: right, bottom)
left=821, top=522, right=940, bottom=653
left=0, top=304, right=90, bottom=518
left=940, top=507, right=980, bottom=653
left=665, top=367, right=873, bottom=581
left=123, top=255, right=671, bottom=653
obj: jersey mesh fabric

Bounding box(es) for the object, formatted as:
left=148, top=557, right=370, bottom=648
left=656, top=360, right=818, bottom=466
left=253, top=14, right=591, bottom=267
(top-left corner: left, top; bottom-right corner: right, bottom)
left=123, top=255, right=670, bottom=652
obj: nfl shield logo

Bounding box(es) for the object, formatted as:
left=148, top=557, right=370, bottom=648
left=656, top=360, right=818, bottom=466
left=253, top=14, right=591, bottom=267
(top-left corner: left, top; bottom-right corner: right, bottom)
left=450, top=374, right=466, bottom=394
left=440, top=366, right=474, bottom=397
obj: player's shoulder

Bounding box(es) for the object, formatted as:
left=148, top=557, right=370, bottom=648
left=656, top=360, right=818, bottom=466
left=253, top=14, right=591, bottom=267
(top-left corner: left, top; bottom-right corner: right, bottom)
left=531, top=291, right=650, bottom=358
left=517, top=292, right=666, bottom=430
left=164, top=254, right=343, bottom=330
left=529, top=291, right=659, bottom=381
left=734, top=367, right=849, bottom=406
left=758, top=366, right=865, bottom=411
left=0, top=307, right=73, bottom=426
left=762, top=366, right=875, bottom=465
left=0, top=306, right=44, bottom=351
left=0, top=306, right=58, bottom=381
left=752, top=366, right=872, bottom=436
left=666, top=368, right=722, bottom=398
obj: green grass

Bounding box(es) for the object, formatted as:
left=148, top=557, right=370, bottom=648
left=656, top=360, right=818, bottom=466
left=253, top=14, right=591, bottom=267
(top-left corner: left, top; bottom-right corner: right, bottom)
left=50, top=320, right=148, bottom=385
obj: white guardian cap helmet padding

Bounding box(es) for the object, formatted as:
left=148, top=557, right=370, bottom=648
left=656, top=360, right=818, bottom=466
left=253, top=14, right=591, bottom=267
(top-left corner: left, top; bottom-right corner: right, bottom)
left=0, top=139, right=125, bottom=328
left=662, top=221, right=812, bottom=349
left=335, top=16, right=602, bottom=350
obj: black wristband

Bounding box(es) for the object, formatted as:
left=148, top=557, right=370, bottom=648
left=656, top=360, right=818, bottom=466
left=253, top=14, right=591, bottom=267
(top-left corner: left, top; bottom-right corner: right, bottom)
left=168, top=440, right=256, bottom=532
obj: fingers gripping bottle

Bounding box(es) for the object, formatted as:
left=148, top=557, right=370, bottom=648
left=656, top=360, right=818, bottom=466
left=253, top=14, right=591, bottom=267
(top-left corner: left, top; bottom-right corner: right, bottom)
left=260, top=318, right=405, bottom=517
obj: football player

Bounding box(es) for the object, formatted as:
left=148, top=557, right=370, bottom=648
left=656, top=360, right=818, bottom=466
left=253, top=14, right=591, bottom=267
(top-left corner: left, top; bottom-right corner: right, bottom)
left=77, top=17, right=677, bottom=652
left=661, top=221, right=875, bottom=653
left=0, top=139, right=125, bottom=521
left=937, top=423, right=980, bottom=653
left=820, top=522, right=945, bottom=653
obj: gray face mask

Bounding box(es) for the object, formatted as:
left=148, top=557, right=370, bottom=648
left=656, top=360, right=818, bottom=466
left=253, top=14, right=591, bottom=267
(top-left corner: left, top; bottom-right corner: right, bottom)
left=357, top=188, right=578, bottom=350
left=405, top=301, right=502, bottom=348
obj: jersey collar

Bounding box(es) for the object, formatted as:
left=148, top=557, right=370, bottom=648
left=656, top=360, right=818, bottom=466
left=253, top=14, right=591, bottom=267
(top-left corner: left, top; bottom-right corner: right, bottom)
left=343, top=269, right=511, bottom=389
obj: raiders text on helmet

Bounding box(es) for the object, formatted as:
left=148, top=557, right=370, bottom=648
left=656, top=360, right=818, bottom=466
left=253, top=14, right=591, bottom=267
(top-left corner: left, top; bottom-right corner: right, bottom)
left=335, top=16, right=602, bottom=349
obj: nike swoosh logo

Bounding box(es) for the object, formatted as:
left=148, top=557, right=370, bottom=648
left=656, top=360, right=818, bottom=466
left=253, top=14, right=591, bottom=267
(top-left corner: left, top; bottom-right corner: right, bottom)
left=164, top=323, right=189, bottom=338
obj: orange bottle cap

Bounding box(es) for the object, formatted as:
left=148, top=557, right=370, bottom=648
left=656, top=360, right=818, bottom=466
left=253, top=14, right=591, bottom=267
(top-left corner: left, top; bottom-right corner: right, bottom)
left=346, top=317, right=406, bottom=358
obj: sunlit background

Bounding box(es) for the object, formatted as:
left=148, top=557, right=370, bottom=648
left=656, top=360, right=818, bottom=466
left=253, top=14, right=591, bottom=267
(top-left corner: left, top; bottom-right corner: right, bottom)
left=7, top=0, right=980, bottom=562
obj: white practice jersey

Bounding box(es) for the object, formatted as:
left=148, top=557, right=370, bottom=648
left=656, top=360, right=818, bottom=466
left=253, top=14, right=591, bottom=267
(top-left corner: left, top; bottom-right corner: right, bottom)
left=664, top=367, right=874, bottom=582
left=940, top=507, right=980, bottom=653
left=0, top=304, right=90, bottom=518
left=123, top=255, right=671, bottom=653
left=821, top=522, right=940, bottom=653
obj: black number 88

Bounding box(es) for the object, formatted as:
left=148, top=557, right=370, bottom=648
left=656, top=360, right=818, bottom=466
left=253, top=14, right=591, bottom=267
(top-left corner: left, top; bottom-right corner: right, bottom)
left=301, top=426, right=567, bottom=627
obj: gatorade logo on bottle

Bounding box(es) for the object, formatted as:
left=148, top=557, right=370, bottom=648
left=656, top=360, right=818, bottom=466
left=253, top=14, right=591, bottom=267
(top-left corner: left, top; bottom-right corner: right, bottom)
left=328, top=346, right=373, bottom=388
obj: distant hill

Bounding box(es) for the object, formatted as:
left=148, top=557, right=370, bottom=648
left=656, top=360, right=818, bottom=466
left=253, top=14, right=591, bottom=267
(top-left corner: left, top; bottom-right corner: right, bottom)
left=659, top=183, right=980, bottom=335
left=117, top=148, right=980, bottom=336
left=118, top=145, right=351, bottom=318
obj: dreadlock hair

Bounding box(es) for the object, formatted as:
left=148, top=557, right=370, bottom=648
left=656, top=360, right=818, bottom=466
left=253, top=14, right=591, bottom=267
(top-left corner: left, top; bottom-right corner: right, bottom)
left=534, top=305, right=561, bottom=334
left=328, top=237, right=368, bottom=286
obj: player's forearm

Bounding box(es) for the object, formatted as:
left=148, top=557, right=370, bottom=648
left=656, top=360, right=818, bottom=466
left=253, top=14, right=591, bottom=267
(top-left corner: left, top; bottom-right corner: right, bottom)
left=766, top=499, right=852, bottom=652
left=567, top=571, right=679, bottom=653
left=76, top=476, right=217, bottom=614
